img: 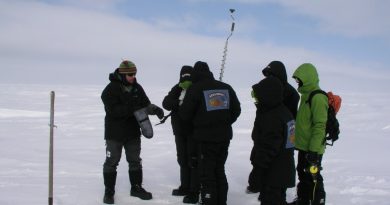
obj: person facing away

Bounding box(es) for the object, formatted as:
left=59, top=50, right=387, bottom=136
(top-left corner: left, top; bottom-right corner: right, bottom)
left=289, top=63, right=328, bottom=205
left=250, top=76, right=296, bottom=205
left=179, top=61, right=241, bottom=205
left=247, top=61, right=299, bottom=204
left=162, top=65, right=200, bottom=204
left=101, top=60, right=164, bottom=204
left=262, top=61, right=300, bottom=118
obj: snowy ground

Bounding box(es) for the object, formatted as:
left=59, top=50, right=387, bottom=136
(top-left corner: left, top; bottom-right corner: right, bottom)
left=1, top=84, right=390, bottom=205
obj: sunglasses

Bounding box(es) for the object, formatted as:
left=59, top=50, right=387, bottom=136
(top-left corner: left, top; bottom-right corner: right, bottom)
left=126, top=73, right=136, bottom=77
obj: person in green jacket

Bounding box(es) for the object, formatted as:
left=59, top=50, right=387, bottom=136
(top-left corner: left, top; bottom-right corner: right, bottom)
left=290, top=63, right=328, bottom=205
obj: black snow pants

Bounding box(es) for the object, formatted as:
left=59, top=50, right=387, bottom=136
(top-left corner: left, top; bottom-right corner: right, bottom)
left=199, top=141, right=230, bottom=205
left=296, top=150, right=326, bottom=205
left=175, top=134, right=200, bottom=194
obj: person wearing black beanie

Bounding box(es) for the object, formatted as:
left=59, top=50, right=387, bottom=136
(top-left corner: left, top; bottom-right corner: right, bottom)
left=162, top=65, right=201, bottom=204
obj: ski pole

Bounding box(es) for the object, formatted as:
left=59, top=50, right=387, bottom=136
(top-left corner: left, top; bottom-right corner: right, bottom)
left=219, top=9, right=236, bottom=82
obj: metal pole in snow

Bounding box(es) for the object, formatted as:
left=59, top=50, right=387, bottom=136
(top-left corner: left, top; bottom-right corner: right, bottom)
left=219, top=9, right=236, bottom=82
left=49, top=91, right=55, bottom=205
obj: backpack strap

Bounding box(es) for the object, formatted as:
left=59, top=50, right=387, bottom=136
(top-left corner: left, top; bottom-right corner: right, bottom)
left=306, top=90, right=328, bottom=107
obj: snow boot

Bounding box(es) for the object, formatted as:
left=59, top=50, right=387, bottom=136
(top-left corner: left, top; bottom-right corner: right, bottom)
left=286, top=198, right=310, bottom=205
left=103, top=172, right=116, bottom=204
left=131, top=184, right=153, bottom=200
left=103, top=194, right=114, bottom=204
left=183, top=192, right=199, bottom=204
left=201, top=191, right=217, bottom=205
left=246, top=185, right=260, bottom=194
left=172, top=186, right=189, bottom=196
left=129, top=169, right=152, bottom=200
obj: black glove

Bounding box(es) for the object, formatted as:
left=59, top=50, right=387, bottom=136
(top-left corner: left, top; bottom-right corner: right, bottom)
left=306, top=151, right=319, bottom=165
left=155, top=107, right=164, bottom=119
left=147, top=104, right=164, bottom=119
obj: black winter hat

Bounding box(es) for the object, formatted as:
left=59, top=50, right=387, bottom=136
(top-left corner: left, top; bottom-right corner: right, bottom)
left=179, top=65, right=193, bottom=82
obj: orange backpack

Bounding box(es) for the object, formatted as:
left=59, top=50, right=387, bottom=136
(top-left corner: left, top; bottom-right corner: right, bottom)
left=307, top=90, right=342, bottom=146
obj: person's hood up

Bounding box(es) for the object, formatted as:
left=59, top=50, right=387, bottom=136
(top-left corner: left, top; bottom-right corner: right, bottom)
left=252, top=76, right=283, bottom=112
left=179, top=65, right=193, bottom=83
left=262, top=61, right=287, bottom=84
left=192, top=61, right=214, bottom=83
left=292, top=63, right=320, bottom=94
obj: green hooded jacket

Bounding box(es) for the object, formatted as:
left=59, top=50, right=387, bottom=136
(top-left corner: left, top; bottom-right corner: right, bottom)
left=293, top=63, right=328, bottom=154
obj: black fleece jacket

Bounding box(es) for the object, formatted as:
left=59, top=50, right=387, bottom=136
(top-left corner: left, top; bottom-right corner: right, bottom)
left=101, top=69, right=150, bottom=141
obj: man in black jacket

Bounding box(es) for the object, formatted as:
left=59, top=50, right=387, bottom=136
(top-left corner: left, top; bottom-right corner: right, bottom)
left=101, top=60, right=164, bottom=204
left=162, top=65, right=200, bottom=204
left=251, top=76, right=296, bottom=205
left=179, top=61, right=241, bottom=205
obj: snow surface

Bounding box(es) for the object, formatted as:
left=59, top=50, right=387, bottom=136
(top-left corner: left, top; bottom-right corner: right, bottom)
left=1, top=84, right=390, bottom=205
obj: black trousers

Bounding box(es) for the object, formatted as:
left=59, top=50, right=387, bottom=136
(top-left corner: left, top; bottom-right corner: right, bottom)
left=103, top=138, right=142, bottom=173
left=175, top=134, right=200, bottom=193
left=248, top=148, right=287, bottom=203
left=248, top=147, right=261, bottom=191
left=296, top=150, right=326, bottom=205
left=260, top=186, right=285, bottom=205
left=199, top=141, right=230, bottom=205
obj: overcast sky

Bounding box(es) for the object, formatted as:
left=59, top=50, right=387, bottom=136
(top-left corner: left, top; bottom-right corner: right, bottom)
left=1, top=0, right=389, bottom=92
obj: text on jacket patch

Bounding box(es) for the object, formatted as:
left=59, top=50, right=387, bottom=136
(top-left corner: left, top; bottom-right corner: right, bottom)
left=203, top=89, right=230, bottom=111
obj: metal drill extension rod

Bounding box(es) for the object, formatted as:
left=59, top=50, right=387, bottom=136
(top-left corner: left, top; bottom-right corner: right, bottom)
left=219, top=9, right=236, bottom=81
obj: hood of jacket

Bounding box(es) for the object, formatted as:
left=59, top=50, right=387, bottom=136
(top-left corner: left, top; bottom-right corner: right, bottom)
left=262, top=61, right=288, bottom=84
left=292, top=63, right=320, bottom=94
left=252, top=76, right=283, bottom=112
left=192, top=61, right=214, bottom=83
